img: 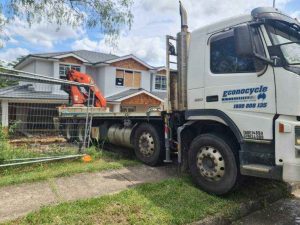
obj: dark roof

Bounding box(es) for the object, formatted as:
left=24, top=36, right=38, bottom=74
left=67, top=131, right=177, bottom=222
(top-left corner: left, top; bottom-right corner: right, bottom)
left=106, top=89, right=144, bottom=101
left=0, top=84, right=68, bottom=101
left=106, top=88, right=165, bottom=102
left=31, top=50, right=119, bottom=64
left=151, top=91, right=167, bottom=100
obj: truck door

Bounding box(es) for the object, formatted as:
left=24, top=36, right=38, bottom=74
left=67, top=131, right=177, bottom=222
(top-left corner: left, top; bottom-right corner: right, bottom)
left=204, top=26, right=276, bottom=141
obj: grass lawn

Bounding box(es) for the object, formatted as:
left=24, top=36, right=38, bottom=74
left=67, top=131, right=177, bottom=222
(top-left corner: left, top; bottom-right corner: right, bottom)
left=0, top=147, right=139, bottom=187
left=5, top=177, right=288, bottom=225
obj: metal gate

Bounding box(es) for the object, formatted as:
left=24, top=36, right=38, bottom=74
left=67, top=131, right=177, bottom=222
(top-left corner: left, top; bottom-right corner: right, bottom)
left=0, top=67, right=95, bottom=167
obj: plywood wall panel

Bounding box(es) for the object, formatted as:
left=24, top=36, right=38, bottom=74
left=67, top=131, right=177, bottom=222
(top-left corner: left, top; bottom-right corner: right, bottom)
left=60, top=57, right=83, bottom=65
left=112, top=58, right=149, bottom=71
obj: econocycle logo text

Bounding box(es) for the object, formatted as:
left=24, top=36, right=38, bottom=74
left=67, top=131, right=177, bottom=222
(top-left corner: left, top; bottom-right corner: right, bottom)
left=223, top=85, right=268, bottom=98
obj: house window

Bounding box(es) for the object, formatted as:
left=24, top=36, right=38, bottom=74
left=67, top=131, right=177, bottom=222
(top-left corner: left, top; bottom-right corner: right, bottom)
left=155, top=75, right=166, bottom=90
left=59, top=64, right=81, bottom=79
left=121, top=106, right=136, bottom=112
left=116, top=69, right=141, bottom=88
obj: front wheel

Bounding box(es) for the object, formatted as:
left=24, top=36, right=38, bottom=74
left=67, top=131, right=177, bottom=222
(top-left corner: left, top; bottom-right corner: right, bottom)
left=133, top=123, right=164, bottom=166
left=188, top=133, right=239, bottom=195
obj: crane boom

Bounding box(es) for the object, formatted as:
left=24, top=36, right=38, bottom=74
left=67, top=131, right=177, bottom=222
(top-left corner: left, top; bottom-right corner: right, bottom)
left=66, top=70, right=106, bottom=108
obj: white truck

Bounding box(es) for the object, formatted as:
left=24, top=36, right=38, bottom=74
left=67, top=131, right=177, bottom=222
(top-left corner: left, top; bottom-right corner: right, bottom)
left=59, top=3, right=300, bottom=195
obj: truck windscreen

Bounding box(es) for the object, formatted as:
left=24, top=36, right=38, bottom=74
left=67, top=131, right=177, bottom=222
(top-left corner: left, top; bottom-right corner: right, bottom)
left=266, top=20, right=300, bottom=65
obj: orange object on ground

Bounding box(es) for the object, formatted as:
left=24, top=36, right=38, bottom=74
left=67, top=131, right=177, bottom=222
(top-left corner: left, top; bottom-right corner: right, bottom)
left=82, top=155, right=92, bottom=163
left=66, top=70, right=106, bottom=108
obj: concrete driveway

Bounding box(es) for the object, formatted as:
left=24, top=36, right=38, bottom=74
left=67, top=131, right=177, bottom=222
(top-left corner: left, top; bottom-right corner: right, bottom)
left=0, top=165, right=177, bottom=223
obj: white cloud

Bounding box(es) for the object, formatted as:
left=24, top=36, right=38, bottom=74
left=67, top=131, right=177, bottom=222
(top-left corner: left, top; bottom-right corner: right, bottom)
left=5, top=18, right=84, bottom=49
left=4, top=0, right=296, bottom=66
left=73, top=37, right=99, bottom=51
left=77, top=0, right=294, bottom=66
left=0, top=47, right=29, bottom=62
left=139, top=0, right=177, bottom=12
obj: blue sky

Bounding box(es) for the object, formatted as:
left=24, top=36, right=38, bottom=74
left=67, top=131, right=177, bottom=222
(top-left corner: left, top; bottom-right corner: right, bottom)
left=0, top=0, right=299, bottom=66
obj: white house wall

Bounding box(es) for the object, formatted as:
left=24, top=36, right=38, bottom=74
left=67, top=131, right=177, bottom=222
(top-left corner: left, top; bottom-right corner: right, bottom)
left=34, top=60, right=54, bottom=92
left=86, top=66, right=98, bottom=79
left=97, top=67, right=107, bottom=95
left=107, top=66, right=122, bottom=97
left=19, top=61, right=36, bottom=88
left=21, top=61, right=36, bottom=73
left=86, top=66, right=100, bottom=89
left=141, top=71, right=151, bottom=92
left=19, top=60, right=54, bottom=92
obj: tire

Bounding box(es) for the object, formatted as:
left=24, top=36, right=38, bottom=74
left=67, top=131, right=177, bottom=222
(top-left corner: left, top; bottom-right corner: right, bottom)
left=133, top=123, right=164, bottom=166
left=188, top=133, right=239, bottom=195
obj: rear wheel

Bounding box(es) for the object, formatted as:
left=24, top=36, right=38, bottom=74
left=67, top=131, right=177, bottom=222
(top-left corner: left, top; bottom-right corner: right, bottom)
left=133, top=123, right=164, bottom=166
left=188, top=133, right=239, bottom=195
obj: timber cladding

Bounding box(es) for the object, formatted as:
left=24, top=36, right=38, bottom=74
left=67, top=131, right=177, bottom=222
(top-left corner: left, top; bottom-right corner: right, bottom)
left=60, top=57, right=83, bottom=65
left=121, top=93, right=161, bottom=105
left=157, top=69, right=167, bottom=75
left=111, top=58, right=149, bottom=71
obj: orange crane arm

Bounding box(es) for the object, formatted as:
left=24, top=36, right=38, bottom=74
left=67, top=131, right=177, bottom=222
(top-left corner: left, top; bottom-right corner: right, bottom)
left=66, top=70, right=107, bottom=108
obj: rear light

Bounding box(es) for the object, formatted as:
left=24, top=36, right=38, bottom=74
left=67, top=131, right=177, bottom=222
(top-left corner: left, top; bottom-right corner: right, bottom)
left=279, top=123, right=285, bottom=133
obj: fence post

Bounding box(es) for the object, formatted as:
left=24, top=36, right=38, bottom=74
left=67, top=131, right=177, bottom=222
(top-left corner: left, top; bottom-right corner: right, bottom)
left=1, top=100, right=9, bottom=128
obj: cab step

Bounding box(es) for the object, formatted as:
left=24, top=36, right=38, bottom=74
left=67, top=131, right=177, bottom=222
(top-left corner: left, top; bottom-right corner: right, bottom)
left=241, top=164, right=282, bottom=180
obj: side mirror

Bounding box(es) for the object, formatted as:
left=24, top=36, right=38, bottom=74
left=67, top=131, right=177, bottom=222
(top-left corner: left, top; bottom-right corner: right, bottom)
left=234, top=25, right=254, bottom=57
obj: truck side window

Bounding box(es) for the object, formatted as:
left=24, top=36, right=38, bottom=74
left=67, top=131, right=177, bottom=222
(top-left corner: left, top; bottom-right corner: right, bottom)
left=210, top=29, right=265, bottom=74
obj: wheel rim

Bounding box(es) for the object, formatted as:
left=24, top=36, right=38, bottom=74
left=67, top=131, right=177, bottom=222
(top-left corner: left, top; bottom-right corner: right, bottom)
left=197, top=146, right=225, bottom=181
left=138, top=132, right=155, bottom=157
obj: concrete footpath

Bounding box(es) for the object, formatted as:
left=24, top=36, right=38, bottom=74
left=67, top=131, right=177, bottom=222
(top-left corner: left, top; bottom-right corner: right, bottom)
left=234, top=188, right=300, bottom=225
left=0, top=165, right=177, bottom=223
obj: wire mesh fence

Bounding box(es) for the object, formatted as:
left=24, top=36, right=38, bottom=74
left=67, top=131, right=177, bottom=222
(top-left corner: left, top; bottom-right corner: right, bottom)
left=0, top=67, right=95, bottom=166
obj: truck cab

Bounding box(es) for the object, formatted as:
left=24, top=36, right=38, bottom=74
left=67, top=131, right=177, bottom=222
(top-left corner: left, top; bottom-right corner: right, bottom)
left=181, top=7, right=300, bottom=194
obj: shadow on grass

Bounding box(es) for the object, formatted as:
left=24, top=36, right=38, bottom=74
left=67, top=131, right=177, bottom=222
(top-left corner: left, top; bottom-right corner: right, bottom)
left=122, top=175, right=288, bottom=224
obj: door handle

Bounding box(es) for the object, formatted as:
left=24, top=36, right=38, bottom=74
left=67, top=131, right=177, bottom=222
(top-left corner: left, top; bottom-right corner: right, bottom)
left=206, top=95, right=219, bottom=102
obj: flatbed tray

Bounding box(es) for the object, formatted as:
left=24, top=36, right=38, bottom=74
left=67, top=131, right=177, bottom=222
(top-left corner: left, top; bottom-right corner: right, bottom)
left=58, top=107, right=162, bottom=118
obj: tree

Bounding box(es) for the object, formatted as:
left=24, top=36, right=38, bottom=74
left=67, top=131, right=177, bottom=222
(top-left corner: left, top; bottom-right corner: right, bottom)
left=0, top=60, right=18, bottom=88
left=0, top=0, right=134, bottom=43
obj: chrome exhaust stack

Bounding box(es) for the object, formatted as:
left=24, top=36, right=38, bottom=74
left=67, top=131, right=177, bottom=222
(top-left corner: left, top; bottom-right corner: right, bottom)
left=176, top=1, right=190, bottom=111
left=180, top=1, right=188, bottom=32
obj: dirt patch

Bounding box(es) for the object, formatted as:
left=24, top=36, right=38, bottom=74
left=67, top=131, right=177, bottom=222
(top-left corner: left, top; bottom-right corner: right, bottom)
left=9, top=136, right=67, bottom=145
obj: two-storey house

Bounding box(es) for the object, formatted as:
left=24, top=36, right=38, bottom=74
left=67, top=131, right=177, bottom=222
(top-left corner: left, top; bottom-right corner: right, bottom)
left=0, top=50, right=168, bottom=134
left=14, top=50, right=167, bottom=112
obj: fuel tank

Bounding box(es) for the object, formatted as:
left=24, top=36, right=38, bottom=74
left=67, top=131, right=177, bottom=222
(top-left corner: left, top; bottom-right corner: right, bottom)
left=107, top=125, right=133, bottom=148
